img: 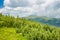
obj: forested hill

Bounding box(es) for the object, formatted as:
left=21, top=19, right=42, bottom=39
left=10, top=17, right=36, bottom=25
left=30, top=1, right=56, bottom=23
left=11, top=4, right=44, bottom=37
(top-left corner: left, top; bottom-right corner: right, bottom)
left=0, top=13, right=60, bottom=40
left=24, top=16, right=60, bottom=27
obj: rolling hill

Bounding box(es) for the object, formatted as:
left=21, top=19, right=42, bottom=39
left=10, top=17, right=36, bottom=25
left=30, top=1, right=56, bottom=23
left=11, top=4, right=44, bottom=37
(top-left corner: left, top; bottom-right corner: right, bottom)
left=25, top=16, right=60, bottom=27
left=0, top=13, right=60, bottom=40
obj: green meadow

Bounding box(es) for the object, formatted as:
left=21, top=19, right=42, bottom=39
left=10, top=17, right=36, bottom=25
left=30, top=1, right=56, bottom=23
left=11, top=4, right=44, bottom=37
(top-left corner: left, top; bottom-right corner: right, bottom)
left=0, top=13, right=60, bottom=40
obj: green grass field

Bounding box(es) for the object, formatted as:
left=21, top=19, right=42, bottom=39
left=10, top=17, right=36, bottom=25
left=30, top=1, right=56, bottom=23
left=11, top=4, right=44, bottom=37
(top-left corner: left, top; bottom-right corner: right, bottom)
left=0, top=27, right=27, bottom=40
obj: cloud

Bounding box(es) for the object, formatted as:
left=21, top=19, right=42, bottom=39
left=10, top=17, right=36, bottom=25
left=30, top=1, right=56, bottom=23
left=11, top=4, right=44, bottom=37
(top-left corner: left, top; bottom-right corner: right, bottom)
left=4, top=0, right=37, bottom=7
left=0, top=0, right=60, bottom=18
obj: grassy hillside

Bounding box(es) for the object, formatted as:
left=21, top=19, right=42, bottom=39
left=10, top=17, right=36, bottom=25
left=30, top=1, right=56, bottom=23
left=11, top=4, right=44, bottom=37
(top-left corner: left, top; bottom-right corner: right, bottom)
left=0, top=13, right=60, bottom=40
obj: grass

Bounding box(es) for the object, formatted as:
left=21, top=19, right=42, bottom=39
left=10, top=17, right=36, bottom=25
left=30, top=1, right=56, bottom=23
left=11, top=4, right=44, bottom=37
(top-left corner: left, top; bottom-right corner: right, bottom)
left=0, top=27, right=27, bottom=40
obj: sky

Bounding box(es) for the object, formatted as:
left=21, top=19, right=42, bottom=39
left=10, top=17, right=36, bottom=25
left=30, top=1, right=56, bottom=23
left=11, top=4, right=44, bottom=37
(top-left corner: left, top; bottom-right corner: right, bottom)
left=0, top=0, right=4, bottom=8
left=0, top=0, right=60, bottom=18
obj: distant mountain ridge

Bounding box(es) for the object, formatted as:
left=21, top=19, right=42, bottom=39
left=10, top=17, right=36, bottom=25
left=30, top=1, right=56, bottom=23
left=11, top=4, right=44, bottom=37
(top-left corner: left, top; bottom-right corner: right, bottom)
left=25, top=16, right=60, bottom=27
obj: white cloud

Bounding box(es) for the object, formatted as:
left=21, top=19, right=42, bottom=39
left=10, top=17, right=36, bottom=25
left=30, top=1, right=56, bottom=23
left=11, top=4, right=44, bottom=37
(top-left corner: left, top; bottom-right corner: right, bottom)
left=0, top=0, right=60, bottom=18
left=1, top=7, right=34, bottom=17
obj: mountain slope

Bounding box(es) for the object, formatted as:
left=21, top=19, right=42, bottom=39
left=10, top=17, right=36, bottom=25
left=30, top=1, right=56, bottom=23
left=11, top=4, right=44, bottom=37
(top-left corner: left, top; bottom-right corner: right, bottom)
left=25, top=16, right=60, bottom=27
left=0, top=13, right=60, bottom=40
